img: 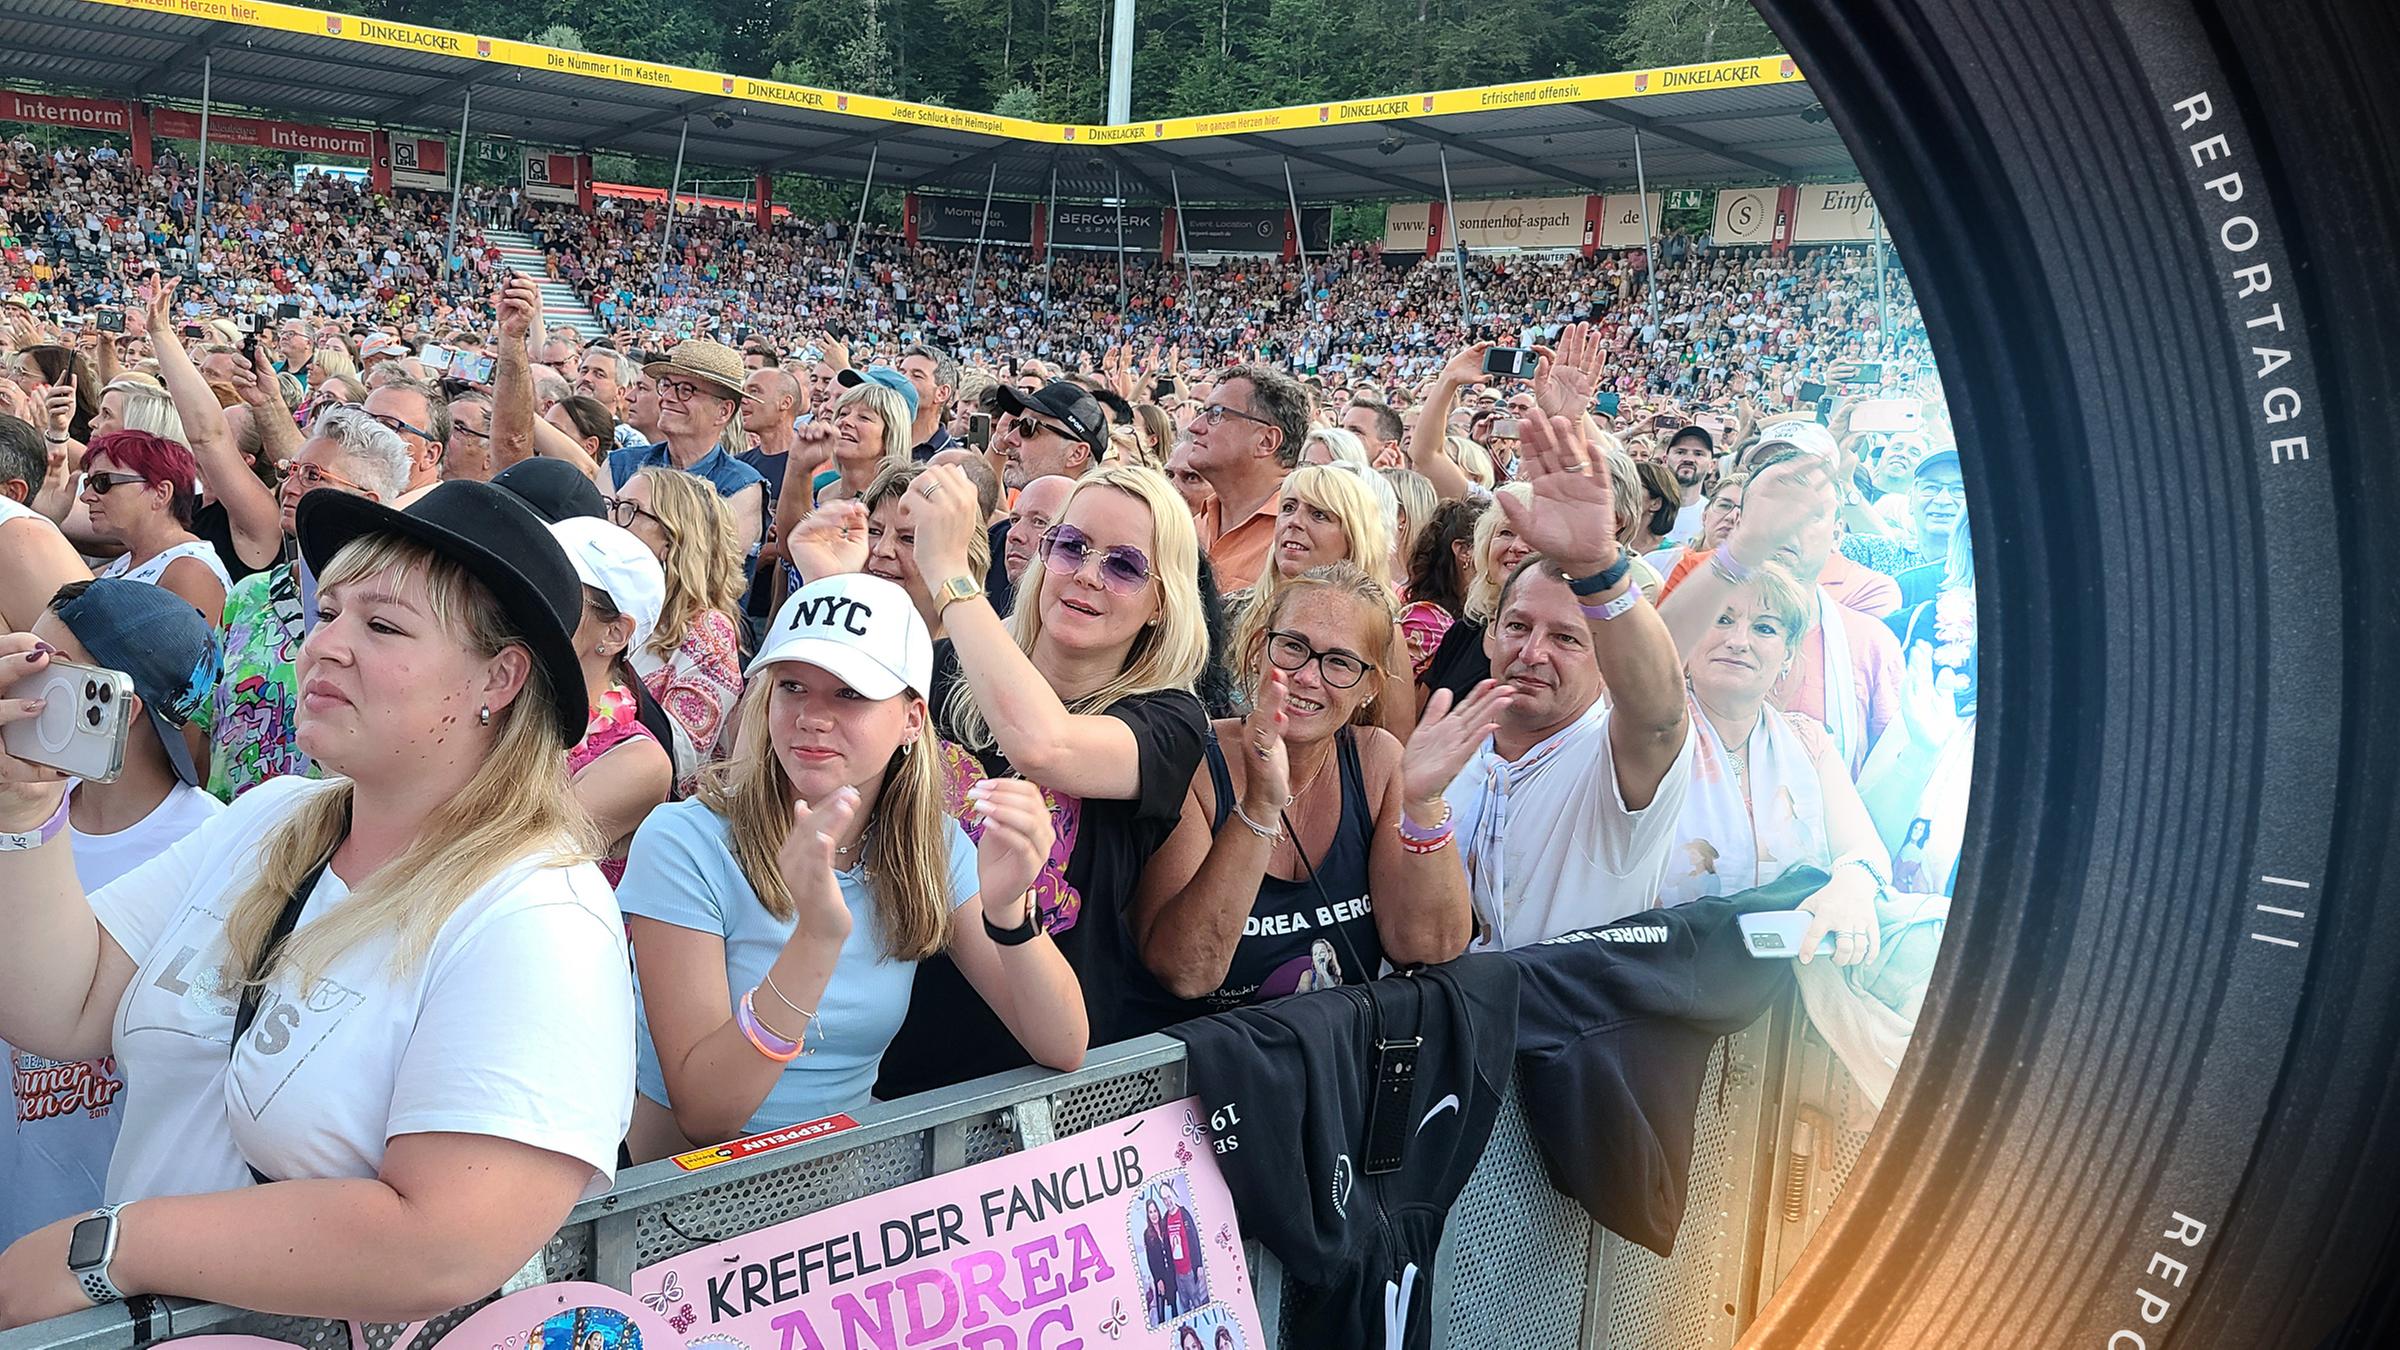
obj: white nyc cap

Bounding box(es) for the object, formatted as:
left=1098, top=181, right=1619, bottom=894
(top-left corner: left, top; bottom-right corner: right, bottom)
left=750, top=573, right=934, bottom=701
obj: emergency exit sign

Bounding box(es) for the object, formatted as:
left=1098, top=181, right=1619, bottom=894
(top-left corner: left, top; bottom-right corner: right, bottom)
left=1664, top=189, right=1707, bottom=210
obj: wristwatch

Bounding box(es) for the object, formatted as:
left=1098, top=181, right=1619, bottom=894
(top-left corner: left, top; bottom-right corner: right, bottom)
left=0, top=792, right=70, bottom=853
left=984, top=904, right=1041, bottom=947
left=67, top=1204, right=126, bottom=1306
left=932, top=573, right=984, bottom=616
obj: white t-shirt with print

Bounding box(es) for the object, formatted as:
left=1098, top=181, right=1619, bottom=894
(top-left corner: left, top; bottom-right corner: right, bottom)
left=91, top=775, right=635, bottom=1205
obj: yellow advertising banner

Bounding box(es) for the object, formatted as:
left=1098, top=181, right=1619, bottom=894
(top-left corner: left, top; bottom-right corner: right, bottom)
left=79, top=0, right=1803, bottom=146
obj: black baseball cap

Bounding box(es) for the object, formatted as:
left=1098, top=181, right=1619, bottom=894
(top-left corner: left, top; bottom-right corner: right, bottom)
left=296, top=480, right=587, bottom=746
left=54, top=579, right=221, bottom=787
left=1666, top=423, right=1716, bottom=455
left=990, top=380, right=1109, bottom=456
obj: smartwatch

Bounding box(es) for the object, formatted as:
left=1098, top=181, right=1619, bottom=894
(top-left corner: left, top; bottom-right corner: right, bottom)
left=1564, top=548, right=1634, bottom=597
left=983, top=905, right=1041, bottom=947
left=67, top=1204, right=126, bottom=1306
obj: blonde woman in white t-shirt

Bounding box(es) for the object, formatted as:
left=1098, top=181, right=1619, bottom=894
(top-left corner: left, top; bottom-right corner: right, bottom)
left=0, top=481, right=634, bottom=1327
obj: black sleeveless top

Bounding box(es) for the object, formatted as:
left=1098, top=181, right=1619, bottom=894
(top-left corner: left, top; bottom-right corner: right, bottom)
left=1183, top=724, right=1384, bottom=1016
left=1418, top=614, right=1490, bottom=708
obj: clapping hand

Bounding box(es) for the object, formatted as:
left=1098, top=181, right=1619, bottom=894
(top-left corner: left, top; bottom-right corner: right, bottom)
left=776, top=786, right=860, bottom=948
left=899, top=463, right=982, bottom=585
left=967, top=778, right=1057, bottom=931
left=1720, top=453, right=1835, bottom=570
left=784, top=500, right=869, bottom=580
left=1493, top=409, right=1618, bottom=577
left=1237, top=668, right=1295, bottom=818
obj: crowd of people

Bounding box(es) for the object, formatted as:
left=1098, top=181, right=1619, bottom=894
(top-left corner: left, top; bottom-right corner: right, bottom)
left=0, top=129, right=1968, bottom=1331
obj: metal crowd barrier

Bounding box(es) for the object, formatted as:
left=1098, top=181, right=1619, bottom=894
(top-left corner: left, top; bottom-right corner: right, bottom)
left=2, top=995, right=1881, bottom=1350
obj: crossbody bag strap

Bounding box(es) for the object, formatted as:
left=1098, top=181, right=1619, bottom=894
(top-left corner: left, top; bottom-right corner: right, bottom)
left=230, top=805, right=349, bottom=1184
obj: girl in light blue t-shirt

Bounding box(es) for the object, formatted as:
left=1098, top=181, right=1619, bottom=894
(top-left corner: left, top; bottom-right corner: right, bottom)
left=619, top=575, right=1087, bottom=1160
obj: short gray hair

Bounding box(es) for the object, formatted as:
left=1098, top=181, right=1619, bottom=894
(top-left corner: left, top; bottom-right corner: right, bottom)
left=376, top=377, right=452, bottom=446
left=311, top=405, right=411, bottom=500
left=902, top=343, right=959, bottom=393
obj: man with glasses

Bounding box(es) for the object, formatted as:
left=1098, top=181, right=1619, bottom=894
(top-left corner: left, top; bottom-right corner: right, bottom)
left=443, top=390, right=495, bottom=482
left=361, top=376, right=449, bottom=506
left=600, top=339, right=766, bottom=557
left=191, top=406, right=409, bottom=801
left=988, top=379, right=1109, bottom=492
left=1183, top=363, right=1310, bottom=590
left=1891, top=445, right=1966, bottom=613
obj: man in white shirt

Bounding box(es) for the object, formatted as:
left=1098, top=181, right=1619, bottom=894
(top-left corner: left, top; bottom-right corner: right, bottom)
left=1413, top=411, right=1694, bottom=950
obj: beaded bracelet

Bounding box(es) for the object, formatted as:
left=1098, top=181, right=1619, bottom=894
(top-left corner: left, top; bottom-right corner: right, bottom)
left=1578, top=581, right=1645, bottom=623
left=737, top=989, right=804, bottom=1063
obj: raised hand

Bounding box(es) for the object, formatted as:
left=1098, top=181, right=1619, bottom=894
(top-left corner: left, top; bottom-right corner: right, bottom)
left=898, top=462, right=983, bottom=584
left=1895, top=637, right=1973, bottom=754
left=1438, top=341, right=1494, bottom=388
left=1720, top=453, right=1836, bottom=570
left=1400, top=679, right=1513, bottom=813
left=141, top=274, right=181, bottom=337
left=776, top=786, right=860, bottom=948
left=784, top=500, right=870, bottom=580
left=0, top=634, right=74, bottom=828
left=1530, top=323, right=1603, bottom=420
left=966, top=777, right=1057, bottom=929
left=225, top=352, right=285, bottom=410
left=36, top=380, right=75, bottom=439
left=1493, top=410, right=1618, bottom=577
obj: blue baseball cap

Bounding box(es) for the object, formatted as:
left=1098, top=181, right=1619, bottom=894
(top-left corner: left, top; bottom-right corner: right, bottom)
left=54, top=578, right=222, bottom=786
left=836, top=365, right=922, bottom=422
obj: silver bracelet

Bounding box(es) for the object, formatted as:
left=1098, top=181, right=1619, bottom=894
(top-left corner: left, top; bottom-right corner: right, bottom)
left=1230, top=802, right=1284, bottom=843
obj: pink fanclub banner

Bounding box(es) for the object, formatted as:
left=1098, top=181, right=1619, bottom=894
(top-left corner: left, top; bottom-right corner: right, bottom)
left=634, top=1097, right=1265, bottom=1350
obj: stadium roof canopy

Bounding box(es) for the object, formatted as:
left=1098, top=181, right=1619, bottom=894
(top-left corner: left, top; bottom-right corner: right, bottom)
left=2, top=0, right=1857, bottom=205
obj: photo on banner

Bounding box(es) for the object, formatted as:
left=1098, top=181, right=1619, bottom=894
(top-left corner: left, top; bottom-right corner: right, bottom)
left=633, top=1099, right=1263, bottom=1350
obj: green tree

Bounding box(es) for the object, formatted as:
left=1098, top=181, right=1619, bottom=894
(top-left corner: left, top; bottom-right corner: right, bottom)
left=1607, top=0, right=1779, bottom=68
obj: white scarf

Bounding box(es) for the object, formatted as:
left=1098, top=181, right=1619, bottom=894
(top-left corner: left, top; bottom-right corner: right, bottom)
left=1815, top=585, right=1862, bottom=770
left=1457, top=698, right=1611, bottom=950
left=1663, top=696, right=1831, bottom=909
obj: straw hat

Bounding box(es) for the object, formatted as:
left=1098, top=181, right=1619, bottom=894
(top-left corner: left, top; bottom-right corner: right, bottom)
left=642, top=339, right=745, bottom=399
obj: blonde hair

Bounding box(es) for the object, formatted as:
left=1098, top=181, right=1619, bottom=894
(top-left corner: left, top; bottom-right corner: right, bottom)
left=1230, top=465, right=1395, bottom=696
left=1238, top=561, right=1398, bottom=728
left=834, top=382, right=913, bottom=474
left=311, top=345, right=360, bottom=383
left=1445, top=434, right=1494, bottom=489
left=104, top=378, right=186, bottom=446
left=1304, top=427, right=1371, bottom=467
left=942, top=465, right=1208, bottom=753
left=632, top=466, right=744, bottom=658
left=1463, top=484, right=1533, bottom=622
left=221, top=534, right=589, bottom=990
left=1723, top=560, right=1820, bottom=649
left=698, top=678, right=952, bottom=960
left=1380, top=467, right=1437, bottom=567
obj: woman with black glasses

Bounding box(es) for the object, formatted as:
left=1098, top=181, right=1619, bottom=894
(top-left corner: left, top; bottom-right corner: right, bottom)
left=873, top=463, right=1210, bottom=1096
left=1127, top=564, right=1481, bottom=1016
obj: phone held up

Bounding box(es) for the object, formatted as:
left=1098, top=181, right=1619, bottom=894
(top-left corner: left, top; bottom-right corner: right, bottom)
left=1481, top=346, right=1538, bottom=379
left=4, top=658, right=135, bottom=784
left=92, top=307, right=125, bottom=334
left=966, top=412, right=994, bottom=450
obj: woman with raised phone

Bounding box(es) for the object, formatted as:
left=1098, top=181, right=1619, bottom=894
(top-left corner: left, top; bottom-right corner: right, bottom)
left=0, top=481, right=635, bottom=1326
left=618, top=574, right=1085, bottom=1160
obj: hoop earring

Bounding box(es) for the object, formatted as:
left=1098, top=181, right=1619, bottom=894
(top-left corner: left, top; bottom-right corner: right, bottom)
left=900, top=739, right=915, bottom=757
left=477, top=705, right=492, bottom=727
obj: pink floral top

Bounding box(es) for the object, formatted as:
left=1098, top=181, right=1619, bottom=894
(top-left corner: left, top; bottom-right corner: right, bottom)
left=567, top=684, right=661, bottom=886
left=1398, top=599, right=1458, bottom=677
left=640, top=608, right=744, bottom=796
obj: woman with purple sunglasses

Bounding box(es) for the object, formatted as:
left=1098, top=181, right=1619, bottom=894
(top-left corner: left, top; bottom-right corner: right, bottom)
left=872, top=463, right=1212, bottom=1098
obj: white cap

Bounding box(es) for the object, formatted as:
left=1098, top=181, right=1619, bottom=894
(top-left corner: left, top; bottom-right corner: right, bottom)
left=1754, top=417, right=1842, bottom=461
left=548, top=516, right=666, bottom=654
left=359, top=332, right=402, bottom=360
left=750, top=573, right=933, bottom=702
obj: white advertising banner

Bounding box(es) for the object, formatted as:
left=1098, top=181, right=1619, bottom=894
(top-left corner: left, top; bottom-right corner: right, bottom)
left=389, top=136, right=449, bottom=192
left=1383, top=201, right=1434, bottom=253
left=1449, top=195, right=1587, bottom=251
left=1712, top=185, right=1779, bottom=245
left=521, top=149, right=579, bottom=204
left=1792, top=181, right=1880, bottom=242
left=1596, top=192, right=1661, bottom=249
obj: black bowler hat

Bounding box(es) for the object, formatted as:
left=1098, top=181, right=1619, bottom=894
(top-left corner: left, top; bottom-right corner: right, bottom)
left=296, top=480, right=587, bottom=746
